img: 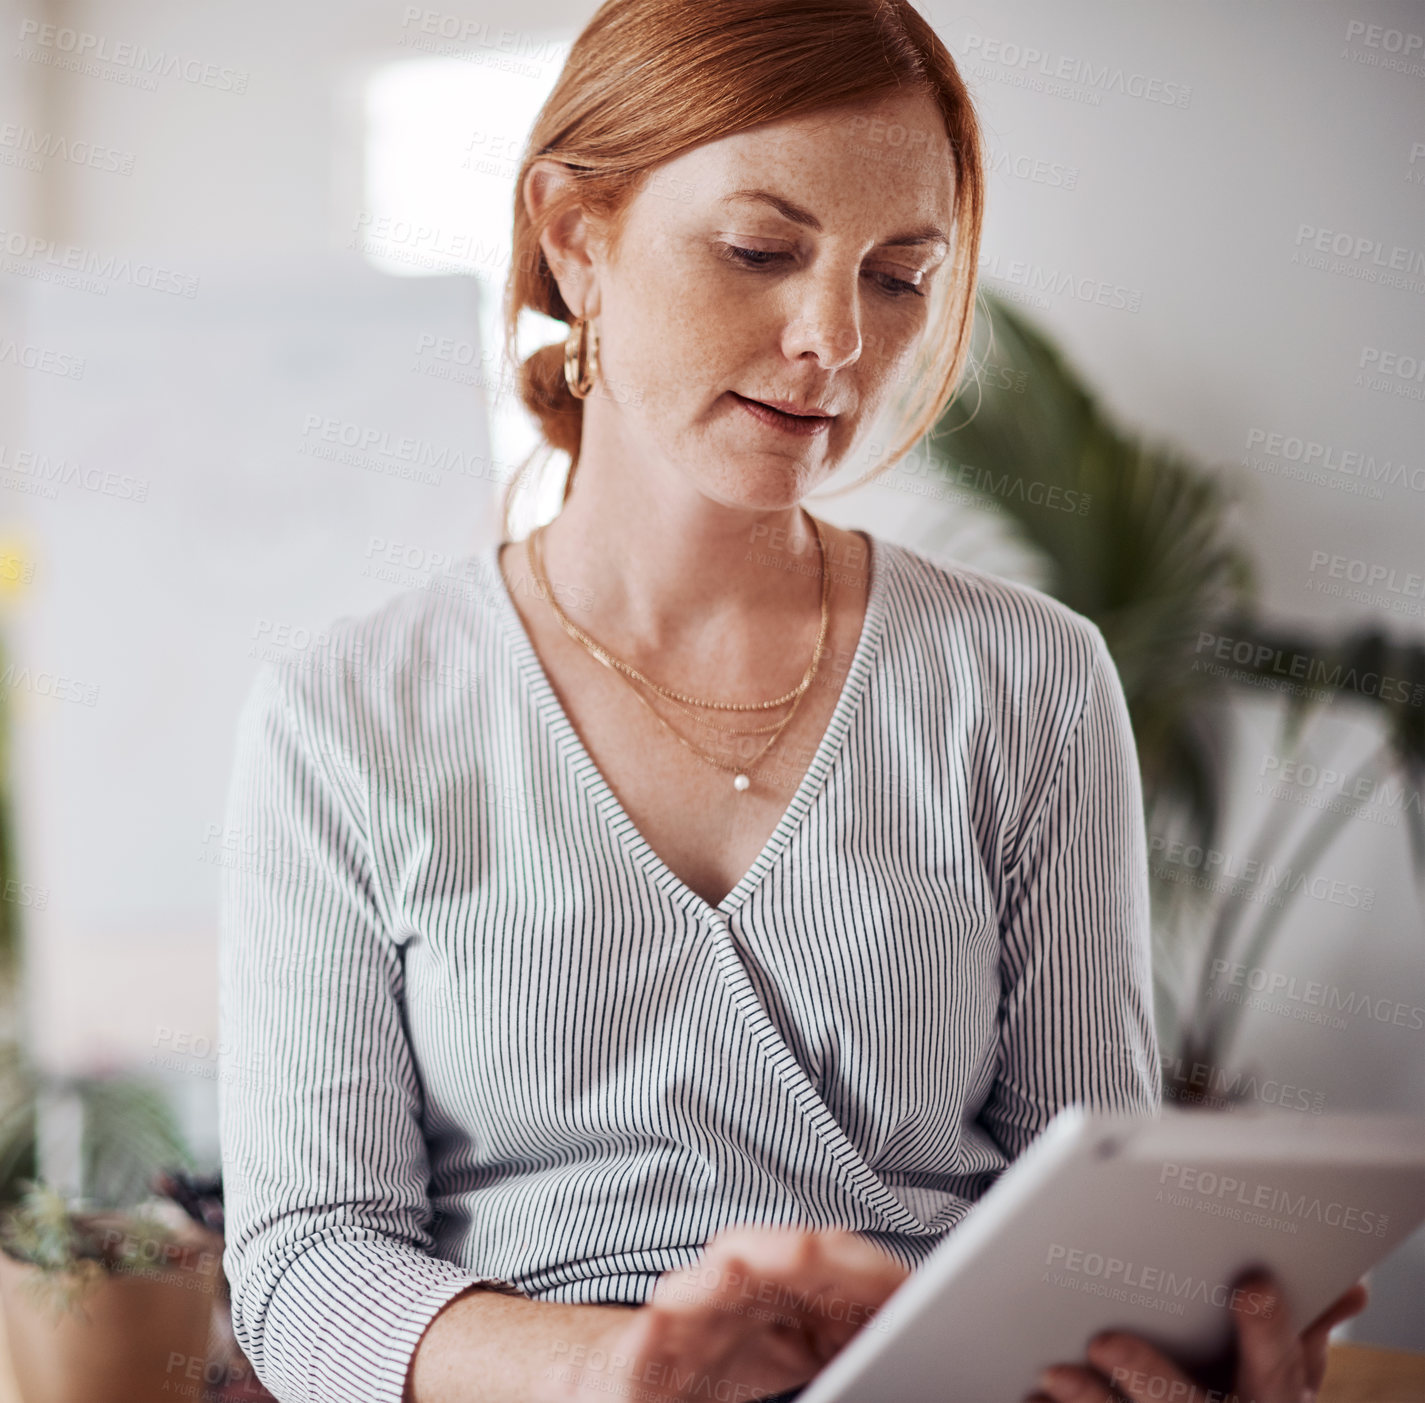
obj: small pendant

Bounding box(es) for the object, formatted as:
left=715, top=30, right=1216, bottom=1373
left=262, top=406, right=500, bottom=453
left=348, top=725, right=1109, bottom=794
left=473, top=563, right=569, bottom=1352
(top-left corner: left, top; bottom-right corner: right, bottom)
left=733, top=773, right=750, bottom=792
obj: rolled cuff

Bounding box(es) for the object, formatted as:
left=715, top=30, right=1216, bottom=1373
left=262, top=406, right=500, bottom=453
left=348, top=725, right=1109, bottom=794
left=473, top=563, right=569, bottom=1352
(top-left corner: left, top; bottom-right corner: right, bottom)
left=231, top=1236, right=531, bottom=1403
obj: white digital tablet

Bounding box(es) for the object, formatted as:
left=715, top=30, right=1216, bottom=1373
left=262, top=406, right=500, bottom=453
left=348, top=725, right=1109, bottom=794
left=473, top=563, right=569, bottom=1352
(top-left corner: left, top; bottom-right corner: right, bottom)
left=798, top=1105, right=1425, bottom=1403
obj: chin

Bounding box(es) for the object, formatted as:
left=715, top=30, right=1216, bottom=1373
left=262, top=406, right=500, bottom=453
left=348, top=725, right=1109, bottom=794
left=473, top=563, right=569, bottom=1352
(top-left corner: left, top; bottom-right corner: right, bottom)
left=696, top=457, right=819, bottom=514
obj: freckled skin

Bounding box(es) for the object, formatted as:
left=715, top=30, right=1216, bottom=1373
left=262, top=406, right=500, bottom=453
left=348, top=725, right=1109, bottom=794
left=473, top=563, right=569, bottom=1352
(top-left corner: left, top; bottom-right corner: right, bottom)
left=518, top=88, right=957, bottom=666
left=502, top=89, right=956, bottom=908
left=497, top=90, right=1375, bottom=1403
left=579, top=89, right=956, bottom=513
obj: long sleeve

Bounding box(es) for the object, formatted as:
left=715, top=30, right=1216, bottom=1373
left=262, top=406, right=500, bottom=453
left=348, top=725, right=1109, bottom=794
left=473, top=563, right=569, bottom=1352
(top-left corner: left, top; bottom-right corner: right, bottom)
left=978, top=625, right=1161, bottom=1160
left=217, top=659, right=526, bottom=1403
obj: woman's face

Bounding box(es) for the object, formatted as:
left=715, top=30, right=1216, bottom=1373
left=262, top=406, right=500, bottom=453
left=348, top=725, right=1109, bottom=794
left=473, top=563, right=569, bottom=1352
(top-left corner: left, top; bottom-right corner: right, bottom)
left=566, top=88, right=957, bottom=513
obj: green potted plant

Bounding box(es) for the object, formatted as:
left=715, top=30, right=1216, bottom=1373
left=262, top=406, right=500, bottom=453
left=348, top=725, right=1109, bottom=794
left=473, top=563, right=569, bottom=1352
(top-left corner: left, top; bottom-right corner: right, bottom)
left=0, top=544, right=228, bottom=1400
left=917, top=292, right=1425, bottom=1104
left=0, top=1063, right=223, bottom=1403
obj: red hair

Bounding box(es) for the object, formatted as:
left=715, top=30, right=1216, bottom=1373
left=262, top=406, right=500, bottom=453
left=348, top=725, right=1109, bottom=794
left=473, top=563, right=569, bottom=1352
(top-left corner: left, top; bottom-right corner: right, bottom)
left=501, top=0, right=984, bottom=535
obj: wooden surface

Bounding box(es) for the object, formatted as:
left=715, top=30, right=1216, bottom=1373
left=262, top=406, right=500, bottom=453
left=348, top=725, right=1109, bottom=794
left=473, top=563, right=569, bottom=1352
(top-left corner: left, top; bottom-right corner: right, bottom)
left=0, top=1305, right=1420, bottom=1402
left=0, top=1304, right=19, bottom=1403
left=1319, top=1342, right=1425, bottom=1402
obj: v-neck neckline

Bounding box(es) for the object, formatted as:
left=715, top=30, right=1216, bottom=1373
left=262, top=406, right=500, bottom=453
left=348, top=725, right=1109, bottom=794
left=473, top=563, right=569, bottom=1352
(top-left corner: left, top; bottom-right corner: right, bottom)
left=482, top=524, right=891, bottom=921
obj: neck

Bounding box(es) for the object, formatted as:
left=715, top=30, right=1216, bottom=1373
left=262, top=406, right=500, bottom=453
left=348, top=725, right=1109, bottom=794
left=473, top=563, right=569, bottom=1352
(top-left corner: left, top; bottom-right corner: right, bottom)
left=530, top=447, right=828, bottom=667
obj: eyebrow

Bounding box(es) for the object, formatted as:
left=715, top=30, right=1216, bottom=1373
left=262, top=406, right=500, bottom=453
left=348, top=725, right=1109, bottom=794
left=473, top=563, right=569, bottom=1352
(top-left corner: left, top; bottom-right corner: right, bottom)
left=722, top=188, right=949, bottom=249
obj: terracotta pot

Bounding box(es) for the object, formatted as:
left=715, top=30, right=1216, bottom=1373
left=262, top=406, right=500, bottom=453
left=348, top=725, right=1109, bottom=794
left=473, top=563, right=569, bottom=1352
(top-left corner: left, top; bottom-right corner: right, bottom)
left=0, top=1213, right=223, bottom=1403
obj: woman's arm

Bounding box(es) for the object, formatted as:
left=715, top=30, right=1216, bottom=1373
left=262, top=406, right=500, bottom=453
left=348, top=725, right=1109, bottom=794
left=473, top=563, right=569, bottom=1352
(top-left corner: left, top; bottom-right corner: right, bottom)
left=1028, top=1267, right=1370, bottom=1403
left=980, top=622, right=1161, bottom=1155
left=403, top=1290, right=638, bottom=1403
left=403, top=1226, right=908, bottom=1403
left=980, top=625, right=1374, bottom=1401
left=219, top=658, right=531, bottom=1403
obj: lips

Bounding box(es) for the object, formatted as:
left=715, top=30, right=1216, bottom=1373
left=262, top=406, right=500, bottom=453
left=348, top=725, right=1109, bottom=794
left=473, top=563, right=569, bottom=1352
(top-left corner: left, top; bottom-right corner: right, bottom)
left=735, top=392, right=834, bottom=418
left=731, top=392, right=836, bottom=437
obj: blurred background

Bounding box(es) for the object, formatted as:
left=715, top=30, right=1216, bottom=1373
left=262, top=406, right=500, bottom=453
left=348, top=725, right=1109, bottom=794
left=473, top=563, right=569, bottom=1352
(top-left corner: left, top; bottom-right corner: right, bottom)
left=0, top=0, right=1421, bottom=1388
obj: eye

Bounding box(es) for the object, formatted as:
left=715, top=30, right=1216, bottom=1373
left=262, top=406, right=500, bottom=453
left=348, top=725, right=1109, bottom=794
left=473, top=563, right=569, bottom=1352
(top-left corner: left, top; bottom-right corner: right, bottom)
left=869, top=270, right=925, bottom=299
left=717, top=242, right=792, bottom=270
left=716, top=242, right=927, bottom=300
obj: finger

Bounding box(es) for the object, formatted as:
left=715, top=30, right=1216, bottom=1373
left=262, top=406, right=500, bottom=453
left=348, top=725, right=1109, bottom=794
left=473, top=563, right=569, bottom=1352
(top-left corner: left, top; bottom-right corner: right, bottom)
left=1299, top=1280, right=1371, bottom=1389
left=624, top=1294, right=806, bottom=1403
left=1083, top=1332, right=1202, bottom=1403
left=648, top=1264, right=786, bottom=1372
left=689, top=1227, right=906, bottom=1348
left=1231, top=1270, right=1307, bottom=1401
left=645, top=1227, right=900, bottom=1396
left=706, top=1224, right=908, bottom=1299
left=1305, top=1278, right=1370, bottom=1337
left=1035, top=1362, right=1123, bottom=1403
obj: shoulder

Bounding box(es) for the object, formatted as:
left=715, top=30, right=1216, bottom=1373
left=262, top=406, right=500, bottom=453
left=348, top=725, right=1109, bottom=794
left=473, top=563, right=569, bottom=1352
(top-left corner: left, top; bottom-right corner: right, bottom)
left=235, top=549, right=504, bottom=789
left=871, top=533, right=1110, bottom=700
left=867, top=536, right=1135, bottom=868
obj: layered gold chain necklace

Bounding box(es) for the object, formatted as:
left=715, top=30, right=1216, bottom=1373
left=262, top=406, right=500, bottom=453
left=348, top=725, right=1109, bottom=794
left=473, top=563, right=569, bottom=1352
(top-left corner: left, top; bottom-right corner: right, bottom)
left=527, top=513, right=831, bottom=792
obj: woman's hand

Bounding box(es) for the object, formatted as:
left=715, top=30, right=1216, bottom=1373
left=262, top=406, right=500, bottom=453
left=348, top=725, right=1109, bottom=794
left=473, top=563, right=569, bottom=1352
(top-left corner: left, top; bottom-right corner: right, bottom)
left=546, top=1224, right=909, bottom=1402
left=1025, top=1270, right=1370, bottom=1403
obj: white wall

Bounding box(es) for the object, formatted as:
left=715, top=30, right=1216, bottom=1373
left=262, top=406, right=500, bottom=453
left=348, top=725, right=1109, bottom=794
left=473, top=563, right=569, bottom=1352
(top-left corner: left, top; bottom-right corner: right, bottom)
left=2, top=0, right=1421, bottom=1350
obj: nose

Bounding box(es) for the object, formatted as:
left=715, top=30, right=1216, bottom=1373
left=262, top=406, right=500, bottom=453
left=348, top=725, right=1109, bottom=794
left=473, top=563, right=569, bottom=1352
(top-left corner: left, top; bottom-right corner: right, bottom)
left=781, top=270, right=862, bottom=372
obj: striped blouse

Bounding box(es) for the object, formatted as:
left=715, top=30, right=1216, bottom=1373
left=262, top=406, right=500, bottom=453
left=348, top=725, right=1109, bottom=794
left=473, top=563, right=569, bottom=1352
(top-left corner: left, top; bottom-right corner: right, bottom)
left=217, top=528, right=1161, bottom=1403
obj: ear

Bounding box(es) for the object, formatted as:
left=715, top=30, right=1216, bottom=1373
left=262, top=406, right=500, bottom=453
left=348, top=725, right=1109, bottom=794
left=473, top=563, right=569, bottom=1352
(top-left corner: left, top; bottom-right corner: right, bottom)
left=524, top=158, right=604, bottom=320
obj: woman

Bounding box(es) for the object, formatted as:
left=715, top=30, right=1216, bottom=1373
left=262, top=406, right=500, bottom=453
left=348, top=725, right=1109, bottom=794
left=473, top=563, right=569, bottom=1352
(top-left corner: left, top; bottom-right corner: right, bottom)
left=217, top=3, right=1367, bottom=1402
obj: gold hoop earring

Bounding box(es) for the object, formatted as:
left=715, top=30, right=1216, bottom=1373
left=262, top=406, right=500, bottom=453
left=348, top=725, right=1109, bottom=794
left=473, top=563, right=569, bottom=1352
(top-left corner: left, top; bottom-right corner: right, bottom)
left=562, top=316, right=599, bottom=399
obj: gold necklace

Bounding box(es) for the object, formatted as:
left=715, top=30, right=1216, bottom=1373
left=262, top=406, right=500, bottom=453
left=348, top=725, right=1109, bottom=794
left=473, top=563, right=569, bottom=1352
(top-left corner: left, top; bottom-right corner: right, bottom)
left=527, top=515, right=831, bottom=792
left=533, top=513, right=830, bottom=712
